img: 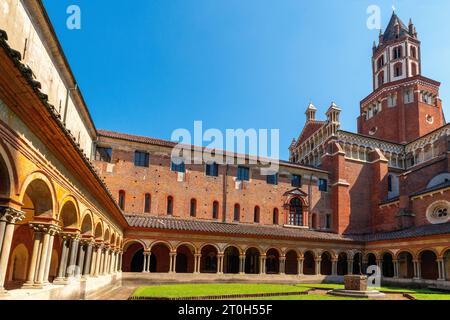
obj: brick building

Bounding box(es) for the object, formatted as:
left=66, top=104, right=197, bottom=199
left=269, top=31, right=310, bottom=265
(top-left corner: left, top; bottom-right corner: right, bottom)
left=0, top=2, right=449, bottom=300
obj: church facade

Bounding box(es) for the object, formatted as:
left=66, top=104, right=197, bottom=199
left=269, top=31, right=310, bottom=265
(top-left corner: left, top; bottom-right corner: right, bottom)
left=0, top=0, right=449, bottom=299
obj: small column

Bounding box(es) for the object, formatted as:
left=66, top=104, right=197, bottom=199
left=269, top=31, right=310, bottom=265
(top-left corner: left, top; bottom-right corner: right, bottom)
left=43, top=228, right=59, bottom=285
left=93, top=243, right=103, bottom=277
left=437, top=259, right=445, bottom=281
left=217, top=254, right=224, bottom=274
left=24, top=228, right=43, bottom=287
left=169, top=252, right=177, bottom=273
left=82, top=241, right=94, bottom=278
left=413, top=260, right=421, bottom=280
left=118, top=251, right=123, bottom=273
left=146, top=252, right=151, bottom=272
left=347, top=259, right=354, bottom=275
left=142, top=252, right=148, bottom=273
left=239, top=255, right=245, bottom=274
left=260, top=255, right=266, bottom=274
left=0, top=207, right=25, bottom=292
left=54, top=236, right=70, bottom=283
left=393, top=259, right=399, bottom=279
left=66, top=235, right=80, bottom=279
left=315, top=258, right=321, bottom=275
left=376, top=259, right=383, bottom=275
left=35, top=224, right=59, bottom=287
left=194, top=254, right=201, bottom=274
left=75, top=242, right=87, bottom=278
left=331, top=258, right=338, bottom=276
left=100, top=246, right=108, bottom=275
left=280, top=256, right=286, bottom=275
left=297, top=258, right=304, bottom=276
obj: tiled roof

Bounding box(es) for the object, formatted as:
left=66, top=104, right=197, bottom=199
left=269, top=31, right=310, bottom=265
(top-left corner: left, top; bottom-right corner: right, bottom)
left=296, top=121, right=326, bottom=146
left=363, top=222, right=450, bottom=242
left=125, top=215, right=450, bottom=243
left=125, top=215, right=357, bottom=242
left=98, top=130, right=177, bottom=148
left=383, top=13, right=412, bottom=42
left=411, top=181, right=450, bottom=198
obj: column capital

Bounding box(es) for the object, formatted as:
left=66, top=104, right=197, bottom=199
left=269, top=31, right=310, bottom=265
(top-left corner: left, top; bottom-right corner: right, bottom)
left=60, top=232, right=81, bottom=240
left=30, top=222, right=60, bottom=236
left=0, top=206, right=26, bottom=223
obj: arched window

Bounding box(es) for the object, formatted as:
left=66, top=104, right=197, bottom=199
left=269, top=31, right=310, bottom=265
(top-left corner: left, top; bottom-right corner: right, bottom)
left=144, top=193, right=151, bottom=213
left=411, top=63, right=418, bottom=76
left=273, top=208, right=279, bottom=225
left=394, top=62, right=403, bottom=77
left=234, top=204, right=240, bottom=222
left=393, top=46, right=402, bottom=59
left=289, top=198, right=303, bottom=226
left=190, top=199, right=197, bottom=217
left=212, top=201, right=219, bottom=219
left=254, top=206, right=260, bottom=223
left=167, top=196, right=174, bottom=215
left=410, top=46, right=417, bottom=58
left=378, top=71, right=384, bottom=87
left=118, top=190, right=126, bottom=210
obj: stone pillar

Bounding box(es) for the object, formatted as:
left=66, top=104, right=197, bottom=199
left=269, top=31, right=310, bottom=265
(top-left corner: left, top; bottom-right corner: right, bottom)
left=146, top=252, right=151, bottom=272
left=239, top=255, right=245, bottom=274
left=280, top=256, right=286, bottom=275
left=376, top=259, right=383, bottom=276
left=260, top=255, right=266, bottom=274
left=347, top=259, right=354, bottom=275
left=297, top=258, right=304, bottom=276
left=83, top=242, right=94, bottom=278
left=75, top=242, right=86, bottom=278
left=413, top=260, right=421, bottom=280
left=24, top=229, right=43, bottom=287
left=35, top=224, right=59, bottom=287
left=315, top=258, right=321, bottom=275
left=55, top=236, right=70, bottom=283
left=43, top=230, right=58, bottom=285
left=169, top=252, right=177, bottom=273
left=0, top=207, right=25, bottom=292
left=437, top=259, right=445, bottom=281
left=118, top=251, right=123, bottom=272
left=100, top=246, right=108, bottom=275
left=393, top=259, right=399, bottom=279
left=142, top=252, right=148, bottom=273
left=93, top=244, right=103, bottom=277
left=194, top=254, right=201, bottom=274
left=332, top=258, right=338, bottom=276
left=217, top=254, right=224, bottom=274
left=66, top=236, right=80, bottom=279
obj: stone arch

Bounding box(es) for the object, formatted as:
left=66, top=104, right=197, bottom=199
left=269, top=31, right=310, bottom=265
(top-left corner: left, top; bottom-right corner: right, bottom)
left=122, top=240, right=145, bottom=272
left=245, top=247, right=260, bottom=274
left=176, top=243, right=195, bottom=273
left=0, top=141, right=18, bottom=198
left=94, top=222, right=104, bottom=241
left=104, top=227, right=111, bottom=244
left=337, top=252, right=348, bottom=275
left=443, top=249, right=450, bottom=281
left=285, top=250, right=298, bottom=275
left=352, top=252, right=363, bottom=274
left=223, top=246, right=240, bottom=274
left=303, top=250, right=316, bottom=275
left=150, top=240, right=173, bottom=252
left=58, top=196, right=80, bottom=231
left=397, top=251, right=414, bottom=279
left=6, top=243, right=29, bottom=289
left=265, top=248, right=280, bottom=274
left=111, top=233, right=116, bottom=248
left=150, top=241, right=171, bottom=273
left=20, top=172, right=56, bottom=219
left=382, top=252, right=395, bottom=278
left=200, top=244, right=218, bottom=273
left=419, top=250, right=439, bottom=280
left=80, top=211, right=94, bottom=237
left=320, top=251, right=332, bottom=275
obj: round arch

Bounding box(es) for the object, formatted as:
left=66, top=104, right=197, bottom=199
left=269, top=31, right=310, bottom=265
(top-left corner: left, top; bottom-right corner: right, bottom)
left=0, top=141, right=17, bottom=198
left=80, top=211, right=94, bottom=236
left=94, top=222, right=104, bottom=241
left=265, top=248, right=280, bottom=274
left=122, top=240, right=146, bottom=272
left=285, top=250, right=298, bottom=275
left=200, top=244, right=218, bottom=273
left=58, top=196, right=80, bottom=231
left=419, top=250, right=439, bottom=280
left=337, top=252, right=348, bottom=276
left=320, top=251, right=332, bottom=275
left=382, top=252, right=394, bottom=278
left=223, top=246, right=240, bottom=274
left=19, top=171, right=57, bottom=218
left=176, top=244, right=195, bottom=273
left=397, top=251, right=414, bottom=279
left=303, top=250, right=316, bottom=275
left=245, top=247, right=260, bottom=274
left=150, top=242, right=171, bottom=273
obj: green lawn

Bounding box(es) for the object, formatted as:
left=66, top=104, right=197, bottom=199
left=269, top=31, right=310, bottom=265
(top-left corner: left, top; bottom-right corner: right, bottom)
left=132, top=284, right=309, bottom=298
left=131, top=283, right=450, bottom=300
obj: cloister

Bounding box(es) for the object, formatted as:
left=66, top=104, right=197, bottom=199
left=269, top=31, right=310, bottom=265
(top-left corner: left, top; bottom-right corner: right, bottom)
left=122, top=240, right=450, bottom=282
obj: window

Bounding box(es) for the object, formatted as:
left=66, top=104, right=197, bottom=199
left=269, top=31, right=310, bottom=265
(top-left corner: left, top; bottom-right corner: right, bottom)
left=266, top=173, right=278, bottom=185
left=388, top=94, right=397, bottom=107
left=404, top=89, right=414, bottom=104
left=190, top=199, right=197, bottom=217
left=388, top=175, right=393, bottom=192
left=273, top=208, right=279, bottom=225
left=134, top=151, right=149, bottom=167
left=212, top=201, right=219, bottom=219
left=144, top=193, right=151, bottom=213
left=118, top=190, right=125, bottom=210
left=171, top=158, right=186, bottom=173
left=319, top=179, right=328, bottom=192
left=167, top=196, right=173, bottom=215
left=291, top=175, right=302, bottom=187
left=411, top=63, right=418, bottom=76
left=254, top=206, right=260, bottom=223
left=205, top=162, right=219, bottom=177
left=410, top=46, right=417, bottom=58
left=237, top=166, right=250, bottom=181
left=377, top=55, right=384, bottom=70
left=394, top=62, right=403, bottom=77
left=95, top=147, right=112, bottom=163
left=234, top=204, right=240, bottom=222
left=393, top=46, right=402, bottom=60
left=325, top=214, right=332, bottom=229
left=289, top=198, right=303, bottom=226
left=378, top=71, right=384, bottom=87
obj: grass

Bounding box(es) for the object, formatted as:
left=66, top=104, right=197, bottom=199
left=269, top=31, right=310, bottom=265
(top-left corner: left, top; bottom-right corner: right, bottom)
left=131, top=283, right=450, bottom=300
left=131, top=284, right=309, bottom=298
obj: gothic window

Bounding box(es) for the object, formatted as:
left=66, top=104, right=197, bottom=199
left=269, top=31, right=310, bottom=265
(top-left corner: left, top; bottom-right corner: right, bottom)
left=190, top=199, right=197, bottom=217
left=273, top=208, right=279, bottom=225
left=393, top=46, right=402, bottom=60
left=167, top=196, right=174, bottom=215
left=377, top=55, right=385, bottom=70
left=410, top=46, right=417, bottom=58
left=254, top=206, right=260, bottom=223
left=394, top=62, right=403, bottom=77
left=289, top=198, right=303, bottom=226
left=212, top=201, right=219, bottom=219
left=234, top=204, right=240, bottom=222
left=144, top=193, right=151, bottom=213
left=118, top=190, right=126, bottom=210
left=378, top=71, right=385, bottom=87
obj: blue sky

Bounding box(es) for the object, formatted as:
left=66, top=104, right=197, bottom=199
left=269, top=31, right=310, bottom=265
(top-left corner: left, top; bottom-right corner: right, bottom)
left=43, top=0, right=450, bottom=160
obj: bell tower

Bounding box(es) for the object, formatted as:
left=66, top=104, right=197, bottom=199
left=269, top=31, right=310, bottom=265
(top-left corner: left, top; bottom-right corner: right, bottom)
left=358, top=12, right=445, bottom=143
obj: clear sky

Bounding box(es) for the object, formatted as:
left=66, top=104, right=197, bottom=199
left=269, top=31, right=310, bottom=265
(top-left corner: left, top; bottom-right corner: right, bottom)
left=42, top=0, right=450, bottom=160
